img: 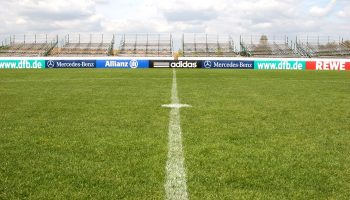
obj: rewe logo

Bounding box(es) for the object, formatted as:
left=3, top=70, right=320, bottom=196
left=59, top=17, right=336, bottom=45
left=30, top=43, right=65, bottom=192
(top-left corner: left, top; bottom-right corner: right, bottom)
left=316, top=61, right=346, bottom=70
left=170, top=61, right=197, bottom=68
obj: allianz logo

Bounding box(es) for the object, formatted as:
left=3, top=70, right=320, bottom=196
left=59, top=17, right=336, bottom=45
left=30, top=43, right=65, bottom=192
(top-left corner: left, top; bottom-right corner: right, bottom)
left=129, top=59, right=139, bottom=68
left=105, top=59, right=139, bottom=68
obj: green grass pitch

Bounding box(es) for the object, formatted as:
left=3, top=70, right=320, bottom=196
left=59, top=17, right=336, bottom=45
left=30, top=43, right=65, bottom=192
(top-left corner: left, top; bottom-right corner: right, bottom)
left=0, top=69, right=349, bottom=199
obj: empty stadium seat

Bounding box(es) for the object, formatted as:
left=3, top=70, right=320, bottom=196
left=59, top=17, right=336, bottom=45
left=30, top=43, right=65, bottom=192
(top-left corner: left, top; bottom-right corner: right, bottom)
left=117, top=34, right=173, bottom=57
left=182, top=34, right=238, bottom=57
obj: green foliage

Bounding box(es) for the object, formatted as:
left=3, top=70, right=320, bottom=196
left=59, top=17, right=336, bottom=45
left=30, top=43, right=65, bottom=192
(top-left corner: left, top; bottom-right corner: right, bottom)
left=216, top=47, right=223, bottom=56
left=0, top=45, right=10, bottom=50
left=177, top=50, right=184, bottom=57
left=344, top=40, right=350, bottom=48
left=255, top=35, right=272, bottom=55
left=259, top=35, right=269, bottom=45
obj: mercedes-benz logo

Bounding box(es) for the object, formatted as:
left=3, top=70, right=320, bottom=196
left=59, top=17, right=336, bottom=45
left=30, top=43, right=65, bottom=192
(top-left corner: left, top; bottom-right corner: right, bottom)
left=204, top=60, right=212, bottom=68
left=47, top=60, right=55, bottom=68
left=129, top=59, right=139, bottom=69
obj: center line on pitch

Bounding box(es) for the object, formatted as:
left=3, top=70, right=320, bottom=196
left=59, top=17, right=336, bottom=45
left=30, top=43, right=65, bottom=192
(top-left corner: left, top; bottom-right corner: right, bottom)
left=163, top=69, right=190, bottom=200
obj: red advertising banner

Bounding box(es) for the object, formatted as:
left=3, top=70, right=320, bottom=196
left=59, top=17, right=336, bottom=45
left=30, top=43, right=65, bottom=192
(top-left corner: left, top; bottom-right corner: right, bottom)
left=306, top=60, right=350, bottom=71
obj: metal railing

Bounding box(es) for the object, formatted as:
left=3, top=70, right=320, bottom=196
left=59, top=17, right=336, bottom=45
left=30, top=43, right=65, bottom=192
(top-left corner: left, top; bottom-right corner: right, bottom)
left=1, top=34, right=349, bottom=58
left=182, top=34, right=237, bottom=57
left=0, top=34, right=58, bottom=57
left=116, top=33, right=173, bottom=57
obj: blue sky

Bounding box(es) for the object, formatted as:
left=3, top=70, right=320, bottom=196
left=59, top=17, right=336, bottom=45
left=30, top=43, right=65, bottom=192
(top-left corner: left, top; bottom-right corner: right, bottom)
left=0, top=0, right=349, bottom=41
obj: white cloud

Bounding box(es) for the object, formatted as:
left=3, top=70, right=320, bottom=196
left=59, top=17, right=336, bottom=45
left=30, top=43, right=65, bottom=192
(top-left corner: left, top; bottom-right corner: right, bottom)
left=0, top=0, right=349, bottom=41
left=163, top=8, right=218, bottom=23
left=336, top=3, right=350, bottom=18
left=0, top=0, right=104, bottom=35
left=310, top=0, right=337, bottom=17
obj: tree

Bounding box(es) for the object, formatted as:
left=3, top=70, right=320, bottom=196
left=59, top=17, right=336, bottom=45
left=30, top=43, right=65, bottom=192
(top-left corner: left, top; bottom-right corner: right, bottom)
left=259, top=35, right=269, bottom=45
left=344, top=40, right=350, bottom=48
left=254, top=35, right=272, bottom=55
left=320, top=42, right=337, bottom=50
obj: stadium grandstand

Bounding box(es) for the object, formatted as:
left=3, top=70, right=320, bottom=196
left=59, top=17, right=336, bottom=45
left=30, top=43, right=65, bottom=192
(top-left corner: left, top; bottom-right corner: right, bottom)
left=115, top=33, right=173, bottom=57
left=50, top=34, right=114, bottom=57
left=181, top=34, right=237, bottom=57
left=0, top=34, right=57, bottom=57
left=295, top=36, right=350, bottom=58
left=240, top=35, right=299, bottom=58
left=1, top=33, right=350, bottom=58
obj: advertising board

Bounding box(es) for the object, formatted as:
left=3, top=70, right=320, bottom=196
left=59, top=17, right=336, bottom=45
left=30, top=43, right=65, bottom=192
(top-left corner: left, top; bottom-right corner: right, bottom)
left=306, top=60, right=350, bottom=70
left=201, top=60, right=254, bottom=69
left=255, top=60, right=306, bottom=70
left=96, top=59, right=149, bottom=68
left=0, top=60, right=45, bottom=69
left=151, top=60, right=200, bottom=68
left=45, top=60, right=96, bottom=68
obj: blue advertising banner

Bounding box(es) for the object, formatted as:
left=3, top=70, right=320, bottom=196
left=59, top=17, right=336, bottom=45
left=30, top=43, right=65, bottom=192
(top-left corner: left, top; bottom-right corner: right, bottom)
left=45, top=60, right=96, bottom=68
left=201, top=60, right=254, bottom=69
left=96, top=60, right=149, bottom=68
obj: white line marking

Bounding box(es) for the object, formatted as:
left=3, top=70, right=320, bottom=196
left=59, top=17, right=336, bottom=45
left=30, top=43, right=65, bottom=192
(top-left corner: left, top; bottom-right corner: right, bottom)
left=164, top=69, right=190, bottom=200
left=0, top=77, right=171, bottom=83
left=162, top=104, right=192, bottom=108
